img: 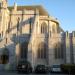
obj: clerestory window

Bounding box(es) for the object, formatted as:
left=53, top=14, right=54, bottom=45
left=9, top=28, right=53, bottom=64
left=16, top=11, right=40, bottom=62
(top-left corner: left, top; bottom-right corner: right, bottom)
left=41, top=22, right=47, bottom=34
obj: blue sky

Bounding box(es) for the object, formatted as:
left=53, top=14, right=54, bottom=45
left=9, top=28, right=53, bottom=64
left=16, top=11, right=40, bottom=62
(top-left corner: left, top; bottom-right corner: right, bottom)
left=8, top=0, right=75, bottom=32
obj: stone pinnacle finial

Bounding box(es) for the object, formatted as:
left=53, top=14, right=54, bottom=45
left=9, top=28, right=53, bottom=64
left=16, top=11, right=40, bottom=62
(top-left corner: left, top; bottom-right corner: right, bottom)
left=14, top=2, right=17, bottom=10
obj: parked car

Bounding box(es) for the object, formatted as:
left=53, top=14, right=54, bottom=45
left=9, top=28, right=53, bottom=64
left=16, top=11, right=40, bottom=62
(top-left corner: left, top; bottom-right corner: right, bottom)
left=34, top=64, right=47, bottom=73
left=50, top=65, right=61, bottom=73
left=16, top=60, right=32, bottom=73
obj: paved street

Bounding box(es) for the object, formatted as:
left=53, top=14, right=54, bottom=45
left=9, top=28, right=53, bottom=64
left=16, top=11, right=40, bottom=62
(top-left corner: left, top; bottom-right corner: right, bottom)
left=0, top=71, right=69, bottom=75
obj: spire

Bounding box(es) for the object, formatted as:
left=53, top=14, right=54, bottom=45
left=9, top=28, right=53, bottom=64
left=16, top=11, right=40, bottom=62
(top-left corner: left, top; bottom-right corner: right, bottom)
left=14, top=2, right=17, bottom=11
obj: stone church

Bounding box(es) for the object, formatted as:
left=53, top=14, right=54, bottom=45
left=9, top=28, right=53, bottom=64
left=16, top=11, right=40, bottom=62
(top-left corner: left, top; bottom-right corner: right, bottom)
left=0, top=0, right=75, bottom=70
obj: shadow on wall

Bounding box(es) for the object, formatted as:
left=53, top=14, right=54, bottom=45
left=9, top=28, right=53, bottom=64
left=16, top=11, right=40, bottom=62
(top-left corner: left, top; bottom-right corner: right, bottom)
left=11, top=33, right=30, bottom=44
left=6, top=16, right=35, bottom=34
left=0, top=15, right=37, bottom=71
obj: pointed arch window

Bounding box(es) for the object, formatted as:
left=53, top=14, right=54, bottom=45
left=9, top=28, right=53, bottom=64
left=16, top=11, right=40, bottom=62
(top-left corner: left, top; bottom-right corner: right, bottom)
left=41, top=22, right=47, bottom=34
left=37, top=42, right=47, bottom=59
left=54, top=43, right=64, bottom=59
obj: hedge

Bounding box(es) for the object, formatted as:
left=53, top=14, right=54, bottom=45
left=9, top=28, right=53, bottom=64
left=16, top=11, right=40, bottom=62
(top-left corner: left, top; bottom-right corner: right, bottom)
left=60, top=64, right=75, bottom=74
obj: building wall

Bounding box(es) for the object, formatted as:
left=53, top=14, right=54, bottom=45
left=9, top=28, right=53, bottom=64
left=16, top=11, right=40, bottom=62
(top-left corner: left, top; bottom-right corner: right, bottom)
left=0, top=0, right=75, bottom=71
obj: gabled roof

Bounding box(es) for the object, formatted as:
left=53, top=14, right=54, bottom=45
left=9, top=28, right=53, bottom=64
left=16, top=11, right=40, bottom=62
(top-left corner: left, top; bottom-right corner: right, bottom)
left=8, top=5, right=49, bottom=16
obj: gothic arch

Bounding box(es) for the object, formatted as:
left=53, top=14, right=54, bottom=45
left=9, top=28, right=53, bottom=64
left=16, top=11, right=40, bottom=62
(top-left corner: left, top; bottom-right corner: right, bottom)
left=41, top=22, right=47, bottom=34
left=54, top=42, right=64, bottom=59
left=37, top=42, right=47, bottom=59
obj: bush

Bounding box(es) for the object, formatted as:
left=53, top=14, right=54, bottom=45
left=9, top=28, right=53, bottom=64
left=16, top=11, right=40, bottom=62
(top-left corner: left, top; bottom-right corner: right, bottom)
left=60, top=64, right=75, bottom=74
